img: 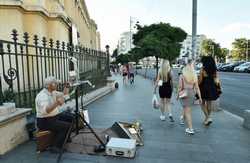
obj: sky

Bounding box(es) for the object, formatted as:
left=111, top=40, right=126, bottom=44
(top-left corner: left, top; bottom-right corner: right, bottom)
left=85, top=0, right=250, bottom=51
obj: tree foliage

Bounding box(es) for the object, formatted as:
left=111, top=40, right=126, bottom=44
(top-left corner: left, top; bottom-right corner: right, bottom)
left=201, top=39, right=227, bottom=62
left=231, top=38, right=249, bottom=60
left=111, top=48, right=118, bottom=58
left=220, top=48, right=229, bottom=62
left=132, top=22, right=187, bottom=61
left=115, top=54, right=130, bottom=65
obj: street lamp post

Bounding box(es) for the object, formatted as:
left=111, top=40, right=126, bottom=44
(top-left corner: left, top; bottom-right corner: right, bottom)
left=191, top=0, right=197, bottom=60
left=246, top=40, right=248, bottom=61
left=105, top=45, right=111, bottom=77
left=130, top=16, right=132, bottom=51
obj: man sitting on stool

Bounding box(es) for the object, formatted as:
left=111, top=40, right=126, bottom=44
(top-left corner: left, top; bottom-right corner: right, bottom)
left=36, top=76, right=72, bottom=153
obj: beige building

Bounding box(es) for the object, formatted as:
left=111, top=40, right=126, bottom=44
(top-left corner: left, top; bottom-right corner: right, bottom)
left=0, top=0, right=101, bottom=50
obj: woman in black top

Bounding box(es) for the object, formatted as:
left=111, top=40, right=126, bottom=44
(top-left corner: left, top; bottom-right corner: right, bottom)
left=154, top=59, right=174, bottom=122
left=199, top=56, right=221, bottom=126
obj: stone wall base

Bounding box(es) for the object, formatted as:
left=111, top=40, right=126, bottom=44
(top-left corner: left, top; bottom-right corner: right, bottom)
left=0, top=108, right=31, bottom=155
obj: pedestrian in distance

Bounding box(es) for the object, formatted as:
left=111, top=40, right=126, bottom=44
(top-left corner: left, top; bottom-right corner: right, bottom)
left=122, top=64, right=128, bottom=84
left=177, top=59, right=202, bottom=135
left=154, top=59, right=174, bottom=122
left=129, top=63, right=135, bottom=84
left=199, top=56, right=222, bottom=126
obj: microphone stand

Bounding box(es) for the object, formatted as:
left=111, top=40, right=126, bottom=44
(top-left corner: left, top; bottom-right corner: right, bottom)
left=57, top=80, right=106, bottom=163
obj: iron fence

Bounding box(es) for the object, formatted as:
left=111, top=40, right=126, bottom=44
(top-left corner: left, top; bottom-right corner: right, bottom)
left=0, top=29, right=108, bottom=108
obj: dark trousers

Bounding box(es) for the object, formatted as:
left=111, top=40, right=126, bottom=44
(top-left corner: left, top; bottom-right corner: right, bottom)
left=37, top=112, right=74, bottom=148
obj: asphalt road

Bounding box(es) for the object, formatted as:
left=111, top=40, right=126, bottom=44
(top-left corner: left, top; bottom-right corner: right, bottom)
left=219, top=72, right=250, bottom=118
left=137, top=68, right=250, bottom=118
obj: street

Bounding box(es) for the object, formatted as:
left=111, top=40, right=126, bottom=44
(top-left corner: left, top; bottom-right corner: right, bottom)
left=219, top=72, right=250, bottom=117
left=137, top=68, right=250, bottom=118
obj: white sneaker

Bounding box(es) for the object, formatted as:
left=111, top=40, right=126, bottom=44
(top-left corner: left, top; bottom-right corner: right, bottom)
left=185, top=128, right=195, bottom=134
left=204, top=118, right=213, bottom=126
left=160, top=115, right=166, bottom=121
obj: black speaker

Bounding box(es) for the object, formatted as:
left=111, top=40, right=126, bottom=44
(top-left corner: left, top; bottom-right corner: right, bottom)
left=114, top=82, right=119, bottom=89
left=110, top=122, right=130, bottom=139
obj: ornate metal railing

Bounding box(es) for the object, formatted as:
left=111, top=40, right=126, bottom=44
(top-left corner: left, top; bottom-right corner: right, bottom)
left=0, top=29, right=108, bottom=108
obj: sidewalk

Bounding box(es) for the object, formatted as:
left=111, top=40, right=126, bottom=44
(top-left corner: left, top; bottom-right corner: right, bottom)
left=1, top=75, right=250, bottom=163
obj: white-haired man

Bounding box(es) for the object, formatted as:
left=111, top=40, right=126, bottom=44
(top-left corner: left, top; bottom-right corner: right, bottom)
left=35, top=76, right=72, bottom=152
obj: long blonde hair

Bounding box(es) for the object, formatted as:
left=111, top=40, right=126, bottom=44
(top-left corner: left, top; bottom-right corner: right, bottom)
left=159, top=59, right=171, bottom=81
left=182, top=61, right=197, bottom=83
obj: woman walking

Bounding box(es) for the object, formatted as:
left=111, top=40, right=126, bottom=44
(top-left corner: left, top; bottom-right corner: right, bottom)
left=154, top=60, right=174, bottom=122
left=122, top=64, right=128, bottom=84
left=199, top=56, right=221, bottom=126
left=177, top=59, right=202, bottom=134
left=129, top=63, right=135, bottom=84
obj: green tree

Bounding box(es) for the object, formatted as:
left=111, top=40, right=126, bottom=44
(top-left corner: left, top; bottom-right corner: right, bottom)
left=201, top=39, right=227, bottom=62
left=220, top=48, right=229, bottom=63
left=201, top=39, right=217, bottom=56
left=129, top=47, right=143, bottom=64
left=231, top=38, right=249, bottom=61
left=115, top=54, right=130, bottom=65
left=132, top=22, right=187, bottom=76
left=111, top=48, right=118, bottom=58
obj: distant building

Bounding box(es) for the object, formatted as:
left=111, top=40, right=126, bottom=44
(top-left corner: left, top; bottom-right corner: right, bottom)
left=117, top=31, right=134, bottom=55
left=141, top=57, right=158, bottom=68
left=179, top=35, right=207, bottom=61
left=0, top=0, right=101, bottom=49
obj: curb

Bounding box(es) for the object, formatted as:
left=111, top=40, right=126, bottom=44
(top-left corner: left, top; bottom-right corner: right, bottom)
left=82, top=85, right=115, bottom=107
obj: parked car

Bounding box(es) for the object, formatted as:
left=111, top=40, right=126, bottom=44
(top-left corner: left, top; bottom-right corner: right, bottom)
left=220, top=61, right=245, bottom=72
left=246, top=66, right=250, bottom=73
left=135, top=64, right=143, bottom=69
left=217, top=63, right=230, bottom=71
left=216, top=63, right=224, bottom=70
left=234, top=62, right=250, bottom=72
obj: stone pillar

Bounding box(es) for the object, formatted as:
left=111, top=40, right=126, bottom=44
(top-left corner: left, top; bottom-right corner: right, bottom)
left=105, top=45, right=111, bottom=77
left=0, top=103, right=31, bottom=155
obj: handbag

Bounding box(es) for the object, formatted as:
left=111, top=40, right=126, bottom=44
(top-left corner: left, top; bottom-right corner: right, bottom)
left=179, top=77, right=188, bottom=99
left=216, top=82, right=222, bottom=96
left=158, top=80, right=163, bottom=86
left=152, top=94, right=160, bottom=109
left=214, top=78, right=222, bottom=96
left=179, top=90, right=188, bottom=98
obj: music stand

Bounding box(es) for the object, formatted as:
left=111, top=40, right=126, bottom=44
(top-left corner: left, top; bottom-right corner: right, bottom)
left=57, top=80, right=106, bottom=163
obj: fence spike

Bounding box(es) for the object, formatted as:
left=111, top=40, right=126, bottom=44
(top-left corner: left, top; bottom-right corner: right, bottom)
left=62, top=42, right=65, bottom=50
left=34, top=35, right=39, bottom=46
left=49, top=38, right=54, bottom=48
left=42, top=37, right=47, bottom=47
left=56, top=40, right=60, bottom=49
left=11, top=29, right=18, bottom=42
left=23, top=32, right=29, bottom=44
